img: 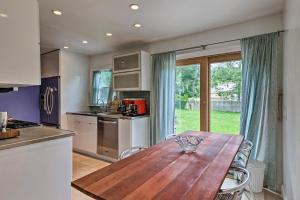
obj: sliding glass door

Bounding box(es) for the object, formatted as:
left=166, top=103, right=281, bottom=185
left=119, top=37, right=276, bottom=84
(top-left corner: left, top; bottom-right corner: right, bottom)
left=210, top=60, right=242, bottom=134
left=175, top=52, right=241, bottom=135
left=175, top=64, right=200, bottom=133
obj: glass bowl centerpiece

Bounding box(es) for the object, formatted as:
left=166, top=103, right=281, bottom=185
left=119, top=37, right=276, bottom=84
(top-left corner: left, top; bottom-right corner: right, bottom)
left=175, top=135, right=204, bottom=153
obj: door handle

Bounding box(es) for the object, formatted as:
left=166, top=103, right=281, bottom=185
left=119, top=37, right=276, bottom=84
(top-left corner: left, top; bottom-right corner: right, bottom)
left=98, top=120, right=117, bottom=124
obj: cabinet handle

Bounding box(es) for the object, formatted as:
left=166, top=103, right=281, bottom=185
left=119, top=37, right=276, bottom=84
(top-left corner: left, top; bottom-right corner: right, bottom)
left=98, top=120, right=117, bottom=124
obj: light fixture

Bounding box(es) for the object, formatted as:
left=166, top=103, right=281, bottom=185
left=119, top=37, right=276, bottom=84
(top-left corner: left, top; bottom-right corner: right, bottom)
left=133, top=23, right=142, bottom=28
left=82, top=40, right=88, bottom=44
left=129, top=4, right=139, bottom=10
left=106, top=33, right=112, bottom=37
left=52, top=10, right=62, bottom=16
left=64, top=46, right=69, bottom=49
left=0, top=13, right=8, bottom=18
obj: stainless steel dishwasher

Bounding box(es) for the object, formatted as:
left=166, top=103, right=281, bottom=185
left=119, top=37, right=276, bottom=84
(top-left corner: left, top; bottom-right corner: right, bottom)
left=97, top=117, right=118, bottom=159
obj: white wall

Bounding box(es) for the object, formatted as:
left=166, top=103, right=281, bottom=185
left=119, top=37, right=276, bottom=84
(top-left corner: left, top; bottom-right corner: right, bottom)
left=282, top=0, right=300, bottom=199
left=60, top=50, right=90, bottom=129
left=90, top=13, right=283, bottom=69
left=149, top=13, right=283, bottom=54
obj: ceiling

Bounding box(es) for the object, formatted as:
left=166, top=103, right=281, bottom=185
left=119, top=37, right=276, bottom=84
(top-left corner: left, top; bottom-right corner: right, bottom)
left=38, top=0, right=284, bottom=55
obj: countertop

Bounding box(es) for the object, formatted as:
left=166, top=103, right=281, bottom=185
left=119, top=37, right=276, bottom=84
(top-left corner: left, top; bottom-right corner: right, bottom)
left=0, top=126, right=74, bottom=151
left=67, top=111, right=150, bottom=120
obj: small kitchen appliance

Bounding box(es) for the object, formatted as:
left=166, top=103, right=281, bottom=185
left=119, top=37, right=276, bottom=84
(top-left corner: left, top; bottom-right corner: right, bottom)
left=120, top=98, right=146, bottom=116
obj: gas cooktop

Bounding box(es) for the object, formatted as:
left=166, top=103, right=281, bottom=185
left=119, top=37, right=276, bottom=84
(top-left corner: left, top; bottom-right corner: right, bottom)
left=6, top=120, right=40, bottom=129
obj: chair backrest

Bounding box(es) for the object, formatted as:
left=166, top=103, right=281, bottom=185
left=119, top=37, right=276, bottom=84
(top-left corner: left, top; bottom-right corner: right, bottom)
left=232, top=152, right=248, bottom=168
left=165, top=134, right=177, bottom=140
left=119, top=146, right=147, bottom=160
left=234, top=139, right=254, bottom=168
left=239, top=140, right=253, bottom=156
left=217, top=167, right=250, bottom=199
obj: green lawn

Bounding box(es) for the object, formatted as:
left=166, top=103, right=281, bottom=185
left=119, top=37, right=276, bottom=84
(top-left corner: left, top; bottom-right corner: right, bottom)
left=175, top=109, right=240, bottom=135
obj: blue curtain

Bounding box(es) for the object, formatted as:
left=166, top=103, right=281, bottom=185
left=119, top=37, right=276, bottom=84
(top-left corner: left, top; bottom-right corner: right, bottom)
left=151, top=52, right=176, bottom=145
left=240, top=33, right=282, bottom=191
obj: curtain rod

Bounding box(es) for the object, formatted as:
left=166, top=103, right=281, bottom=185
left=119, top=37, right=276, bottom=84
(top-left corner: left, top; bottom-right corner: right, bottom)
left=153, top=30, right=285, bottom=55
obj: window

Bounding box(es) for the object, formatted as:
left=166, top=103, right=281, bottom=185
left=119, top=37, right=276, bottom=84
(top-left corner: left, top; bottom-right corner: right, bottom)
left=91, top=69, right=113, bottom=105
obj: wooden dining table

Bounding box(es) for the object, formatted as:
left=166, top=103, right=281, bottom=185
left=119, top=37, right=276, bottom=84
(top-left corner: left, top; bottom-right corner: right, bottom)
left=72, top=131, right=243, bottom=200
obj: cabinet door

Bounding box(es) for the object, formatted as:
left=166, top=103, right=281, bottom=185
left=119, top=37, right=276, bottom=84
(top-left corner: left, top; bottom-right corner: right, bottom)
left=73, top=116, right=97, bottom=154
left=131, top=118, right=150, bottom=147
left=118, top=119, right=131, bottom=155
left=113, top=71, right=141, bottom=91
left=113, top=53, right=140, bottom=73
left=0, top=0, right=40, bottom=86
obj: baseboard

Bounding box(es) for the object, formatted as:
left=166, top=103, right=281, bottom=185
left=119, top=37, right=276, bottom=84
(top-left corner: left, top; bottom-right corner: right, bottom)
left=281, top=185, right=287, bottom=200
left=73, top=148, right=116, bottom=163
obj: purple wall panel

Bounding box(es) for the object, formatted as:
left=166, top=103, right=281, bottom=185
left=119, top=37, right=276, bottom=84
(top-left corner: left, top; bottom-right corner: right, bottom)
left=0, top=86, right=40, bottom=123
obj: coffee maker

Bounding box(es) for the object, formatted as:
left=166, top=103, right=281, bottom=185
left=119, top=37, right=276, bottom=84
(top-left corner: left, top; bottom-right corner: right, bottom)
left=119, top=99, right=146, bottom=116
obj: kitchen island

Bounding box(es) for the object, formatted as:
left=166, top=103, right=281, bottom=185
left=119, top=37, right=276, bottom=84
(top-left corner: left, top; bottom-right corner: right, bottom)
left=0, top=127, right=74, bottom=200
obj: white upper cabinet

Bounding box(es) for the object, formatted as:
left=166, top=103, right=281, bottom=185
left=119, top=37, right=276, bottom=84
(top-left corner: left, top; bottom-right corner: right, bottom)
left=113, top=51, right=151, bottom=91
left=0, top=0, right=40, bottom=87
left=41, top=51, right=60, bottom=78
left=113, top=53, right=140, bottom=73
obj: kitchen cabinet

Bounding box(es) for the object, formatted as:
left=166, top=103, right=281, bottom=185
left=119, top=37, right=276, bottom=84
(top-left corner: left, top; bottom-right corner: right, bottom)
left=41, top=50, right=60, bottom=78
left=118, top=117, right=150, bottom=155
left=67, top=115, right=97, bottom=154
left=0, top=0, right=40, bottom=87
left=0, top=137, right=72, bottom=200
left=113, top=51, right=151, bottom=91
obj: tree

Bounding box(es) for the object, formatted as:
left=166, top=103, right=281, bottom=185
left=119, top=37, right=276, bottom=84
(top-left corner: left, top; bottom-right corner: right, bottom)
left=175, top=64, right=200, bottom=108
left=211, top=61, right=242, bottom=101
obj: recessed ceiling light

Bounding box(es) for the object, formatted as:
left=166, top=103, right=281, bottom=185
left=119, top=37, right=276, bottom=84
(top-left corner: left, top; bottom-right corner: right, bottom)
left=129, top=4, right=139, bottom=10
left=64, top=46, right=69, bottom=49
left=52, top=10, right=62, bottom=16
left=0, top=13, right=8, bottom=18
left=82, top=40, right=88, bottom=44
left=133, top=23, right=142, bottom=28
left=106, top=33, right=112, bottom=37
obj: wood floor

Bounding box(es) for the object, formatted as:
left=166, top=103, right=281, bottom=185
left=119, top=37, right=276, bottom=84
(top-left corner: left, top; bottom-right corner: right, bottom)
left=72, top=153, right=110, bottom=200
left=72, top=153, right=282, bottom=200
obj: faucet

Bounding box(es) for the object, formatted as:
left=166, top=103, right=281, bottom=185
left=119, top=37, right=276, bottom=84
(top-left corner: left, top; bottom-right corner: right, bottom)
left=96, top=98, right=106, bottom=112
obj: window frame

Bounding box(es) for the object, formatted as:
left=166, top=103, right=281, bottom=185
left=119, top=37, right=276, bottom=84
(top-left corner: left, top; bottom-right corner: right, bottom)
left=89, top=68, right=113, bottom=106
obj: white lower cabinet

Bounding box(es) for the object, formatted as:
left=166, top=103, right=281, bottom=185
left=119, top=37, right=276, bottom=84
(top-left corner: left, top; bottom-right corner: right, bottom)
left=67, top=114, right=97, bottom=154
left=118, top=117, right=150, bottom=156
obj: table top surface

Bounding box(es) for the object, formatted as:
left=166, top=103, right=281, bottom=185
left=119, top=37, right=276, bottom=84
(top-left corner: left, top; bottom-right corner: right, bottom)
left=72, top=131, right=243, bottom=200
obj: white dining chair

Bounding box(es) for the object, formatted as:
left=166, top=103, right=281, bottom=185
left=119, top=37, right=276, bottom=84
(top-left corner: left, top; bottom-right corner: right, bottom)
left=119, top=146, right=147, bottom=160
left=216, top=167, right=250, bottom=200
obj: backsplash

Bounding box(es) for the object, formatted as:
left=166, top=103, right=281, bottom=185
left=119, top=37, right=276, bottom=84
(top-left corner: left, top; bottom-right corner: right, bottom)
left=119, top=91, right=151, bottom=114
left=0, top=86, right=40, bottom=123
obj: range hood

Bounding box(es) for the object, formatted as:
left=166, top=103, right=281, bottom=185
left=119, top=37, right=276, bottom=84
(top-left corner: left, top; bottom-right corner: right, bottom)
left=0, top=87, right=18, bottom=93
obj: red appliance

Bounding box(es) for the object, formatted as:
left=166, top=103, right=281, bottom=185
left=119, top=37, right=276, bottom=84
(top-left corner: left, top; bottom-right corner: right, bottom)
left=122, top=98, right=147, bottom=116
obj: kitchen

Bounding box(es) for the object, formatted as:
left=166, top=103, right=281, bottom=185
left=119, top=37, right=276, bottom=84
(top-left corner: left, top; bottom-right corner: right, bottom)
left=0, top=0, right=298, bottom=200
